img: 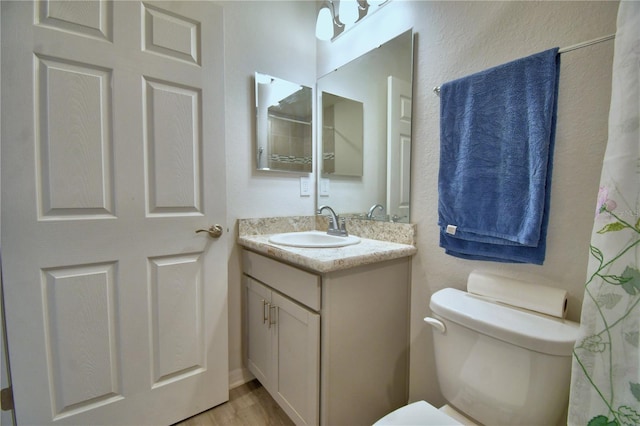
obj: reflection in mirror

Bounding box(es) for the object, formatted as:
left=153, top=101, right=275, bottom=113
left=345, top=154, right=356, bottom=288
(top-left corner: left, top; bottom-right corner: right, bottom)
left=316, top=30, right=413, bottom=222
left=255, top=72, right=313, bottom=172
left=322, top=92, right=364, bottom=177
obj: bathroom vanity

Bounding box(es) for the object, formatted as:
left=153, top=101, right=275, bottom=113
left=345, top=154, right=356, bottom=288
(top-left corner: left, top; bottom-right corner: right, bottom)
left=238, top=217, right=416, bottom=426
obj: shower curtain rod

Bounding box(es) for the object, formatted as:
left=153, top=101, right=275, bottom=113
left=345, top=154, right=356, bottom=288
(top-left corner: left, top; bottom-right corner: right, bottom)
left=433, top=33, right=616, bottom=95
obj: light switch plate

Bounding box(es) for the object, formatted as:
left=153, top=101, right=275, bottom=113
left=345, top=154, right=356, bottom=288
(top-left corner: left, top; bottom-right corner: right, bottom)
left=300, top=177, right=311, bottom=196
left=320, top=178, right=330, bottom=196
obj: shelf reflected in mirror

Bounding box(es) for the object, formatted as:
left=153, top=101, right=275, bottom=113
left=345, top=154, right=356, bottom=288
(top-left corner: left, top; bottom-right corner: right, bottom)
left=322, top=92, right=364, bottom=177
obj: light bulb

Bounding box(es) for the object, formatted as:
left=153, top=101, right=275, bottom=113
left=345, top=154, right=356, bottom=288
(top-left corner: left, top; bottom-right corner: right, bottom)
left=338, top=0, right=359, bottom=25
left=315, top=7, right=334, bottom=40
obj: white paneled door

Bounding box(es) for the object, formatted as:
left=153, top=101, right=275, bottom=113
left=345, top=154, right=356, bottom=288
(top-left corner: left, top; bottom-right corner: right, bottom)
left=386, top=76, right=412, bottom=222
left=1, top=1, right=228, bottom=424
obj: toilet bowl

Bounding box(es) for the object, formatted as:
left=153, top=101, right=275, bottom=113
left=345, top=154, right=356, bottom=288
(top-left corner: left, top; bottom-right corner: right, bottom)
left=374, top=283, right=580, bottom=426
left=374, top=401, right=475, bottom=425
left=373, top=401, right=461, bottom=425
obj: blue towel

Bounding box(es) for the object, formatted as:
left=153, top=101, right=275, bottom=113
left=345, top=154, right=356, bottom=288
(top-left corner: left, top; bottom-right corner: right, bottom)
left=438, top=48, right=560, bottom=264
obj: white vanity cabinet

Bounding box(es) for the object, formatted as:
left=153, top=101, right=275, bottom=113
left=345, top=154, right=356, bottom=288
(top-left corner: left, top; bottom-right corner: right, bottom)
left=244, top=250, right=321, bottom=425
left=242, top=249, right=410, bottom=426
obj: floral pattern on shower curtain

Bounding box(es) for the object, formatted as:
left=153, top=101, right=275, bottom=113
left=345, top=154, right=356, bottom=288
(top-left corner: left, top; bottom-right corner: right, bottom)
left=568, top=2, right=640, bottom=426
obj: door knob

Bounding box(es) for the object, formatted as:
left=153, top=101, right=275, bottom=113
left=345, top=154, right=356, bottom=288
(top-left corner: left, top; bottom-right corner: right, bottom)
left=195, top=224, right=223, bottom=238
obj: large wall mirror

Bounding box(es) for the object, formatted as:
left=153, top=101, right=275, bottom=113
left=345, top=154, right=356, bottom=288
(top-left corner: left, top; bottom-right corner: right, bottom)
left=317, top=29, right=413, bottom=222
left=255, top=72, right=313, bottom=173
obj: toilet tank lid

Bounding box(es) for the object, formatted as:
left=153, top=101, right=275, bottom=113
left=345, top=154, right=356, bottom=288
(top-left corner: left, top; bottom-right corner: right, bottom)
left=430, top=288, right=580, bottom=356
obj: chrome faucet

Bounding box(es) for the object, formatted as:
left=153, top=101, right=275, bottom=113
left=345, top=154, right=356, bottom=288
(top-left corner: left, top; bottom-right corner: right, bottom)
left=367, top=204, right=384, bottom=220
left=317, top=205, right=348, bottom=236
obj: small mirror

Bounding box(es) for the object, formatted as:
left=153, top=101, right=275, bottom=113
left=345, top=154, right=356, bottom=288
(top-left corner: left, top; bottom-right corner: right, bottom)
left=255, top=72, right=313, bottom=172
left=322, top=92, right=364, bottom=177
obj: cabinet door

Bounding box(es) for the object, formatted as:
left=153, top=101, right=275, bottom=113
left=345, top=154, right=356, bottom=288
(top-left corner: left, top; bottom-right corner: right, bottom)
left=246, top=277, right=272, bottom=386
left=272, top=292, right=320, bottom=426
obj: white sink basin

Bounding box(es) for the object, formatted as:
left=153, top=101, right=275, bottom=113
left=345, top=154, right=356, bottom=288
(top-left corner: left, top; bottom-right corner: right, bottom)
left=268, top=231, right=361, bottom=248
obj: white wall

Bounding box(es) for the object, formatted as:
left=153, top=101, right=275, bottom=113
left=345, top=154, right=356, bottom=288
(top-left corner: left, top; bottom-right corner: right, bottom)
left=317, top=1, right=618, bottom=404
left=0, top=5, right=13, bottom=425
left=220, top=0, right=317, bottom=386
left=221, top=0, right=619, bottom=408
left=0, top=0, right=618, bottom=414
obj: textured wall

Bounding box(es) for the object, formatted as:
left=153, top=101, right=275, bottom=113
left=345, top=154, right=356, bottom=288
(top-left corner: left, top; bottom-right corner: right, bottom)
left=222, top=0, right=317, bottom=386
left=317, top=1, right=619, bottom=404
left=221, top=0, right=620, bottom=406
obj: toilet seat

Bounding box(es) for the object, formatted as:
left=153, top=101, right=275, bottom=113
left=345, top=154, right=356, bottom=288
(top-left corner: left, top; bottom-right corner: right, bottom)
left=372, top=401, right=463, bottom=426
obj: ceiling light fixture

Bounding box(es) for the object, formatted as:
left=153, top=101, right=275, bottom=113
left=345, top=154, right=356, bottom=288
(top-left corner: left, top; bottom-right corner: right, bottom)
left=338, top=0, right=359, bottom=25
left=315, top=5, right=335, bottom=41
left=315, top=0, right=390, bottom=41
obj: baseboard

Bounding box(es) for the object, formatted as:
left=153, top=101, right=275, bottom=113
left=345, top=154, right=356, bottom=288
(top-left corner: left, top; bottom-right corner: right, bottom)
left=229, top=367, right=254, bottom=389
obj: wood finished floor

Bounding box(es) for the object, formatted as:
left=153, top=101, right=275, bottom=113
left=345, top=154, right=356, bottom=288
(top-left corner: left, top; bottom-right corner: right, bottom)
left=174, top=380, right=294, bottom=426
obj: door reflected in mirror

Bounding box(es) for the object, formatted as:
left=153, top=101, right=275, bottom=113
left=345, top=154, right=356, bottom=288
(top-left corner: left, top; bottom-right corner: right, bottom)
left=316, top=30, right=413, bottom=222
left=322, top=92, right=364, bottom=177
left=255, top=72, right=312, bottom=173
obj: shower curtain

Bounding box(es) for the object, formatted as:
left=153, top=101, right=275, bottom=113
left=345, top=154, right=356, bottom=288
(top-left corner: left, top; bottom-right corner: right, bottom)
left=568, top=2, right=640, bottom=425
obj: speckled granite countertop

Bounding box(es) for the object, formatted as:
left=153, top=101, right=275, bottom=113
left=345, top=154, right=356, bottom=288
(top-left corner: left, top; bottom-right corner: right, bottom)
left=237, top=216, right=417, bottom=274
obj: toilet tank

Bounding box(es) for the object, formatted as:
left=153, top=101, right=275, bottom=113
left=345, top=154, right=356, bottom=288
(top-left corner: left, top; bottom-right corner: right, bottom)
left=428, top=288, right=580, bottom=426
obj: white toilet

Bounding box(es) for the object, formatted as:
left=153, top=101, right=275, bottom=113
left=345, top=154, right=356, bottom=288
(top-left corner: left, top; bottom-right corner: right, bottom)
left=375, top=287, right=581, bottom=425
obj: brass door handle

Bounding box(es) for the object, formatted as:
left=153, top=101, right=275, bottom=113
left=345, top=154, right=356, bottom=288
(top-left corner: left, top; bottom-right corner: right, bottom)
left=195, top=224, right=223, bottom=238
